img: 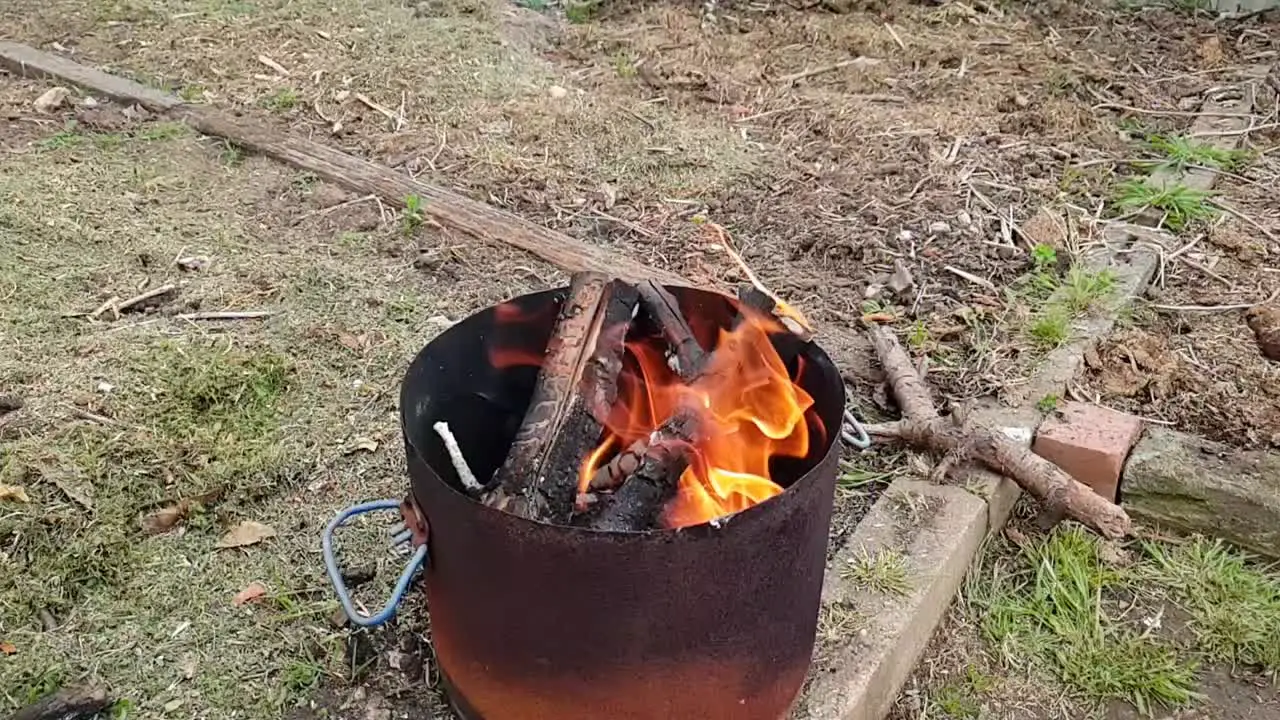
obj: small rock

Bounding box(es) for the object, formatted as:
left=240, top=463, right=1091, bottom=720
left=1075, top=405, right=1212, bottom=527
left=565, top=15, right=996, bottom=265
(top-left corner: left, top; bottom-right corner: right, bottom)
left=548, top=85, right=568, bottom=99
left=1013, top=93, right=1030, bottom=109
left=927, top=221, right=951, bottom=235
left=887, top=259, right=914, bottom=296
left=33, top=86, right=71, bottom=113
left=956, top=210, right=973, bottom=228
left=863, top=283, right=883, bottom=299
left=81, top=96, right=99, bottom=108
left=897, top=229, right=914, bottom=242
left=176, top=256, right=211, bottom=272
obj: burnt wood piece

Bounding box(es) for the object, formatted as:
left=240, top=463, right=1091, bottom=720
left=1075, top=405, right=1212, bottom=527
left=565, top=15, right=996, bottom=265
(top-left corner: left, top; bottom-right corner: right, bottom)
left=483, top=273, right=638, bottom=523
left=636, top=280, right=706, bottom=380
left=9, top=685, right=112, bottom=720
left=586, top=411, right=699, bottom=532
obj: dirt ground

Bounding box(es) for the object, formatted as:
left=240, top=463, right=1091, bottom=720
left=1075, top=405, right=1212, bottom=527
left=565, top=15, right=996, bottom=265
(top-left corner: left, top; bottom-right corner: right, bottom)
left=1, top=0, right=1278, bottom=717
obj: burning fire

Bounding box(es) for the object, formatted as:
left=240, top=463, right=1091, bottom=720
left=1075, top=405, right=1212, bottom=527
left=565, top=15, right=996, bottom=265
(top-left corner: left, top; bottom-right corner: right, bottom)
left=586, top=307, right=816, bottom=528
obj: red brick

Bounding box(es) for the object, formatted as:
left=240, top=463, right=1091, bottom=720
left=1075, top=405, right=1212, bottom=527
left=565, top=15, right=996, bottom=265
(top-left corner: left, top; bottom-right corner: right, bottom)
left=1032, top=402, right=1145, bottom=502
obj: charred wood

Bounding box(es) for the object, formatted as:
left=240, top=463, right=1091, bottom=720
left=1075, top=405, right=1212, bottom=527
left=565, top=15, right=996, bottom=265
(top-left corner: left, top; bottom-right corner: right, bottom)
left=483, top=272, right=638, bottom=523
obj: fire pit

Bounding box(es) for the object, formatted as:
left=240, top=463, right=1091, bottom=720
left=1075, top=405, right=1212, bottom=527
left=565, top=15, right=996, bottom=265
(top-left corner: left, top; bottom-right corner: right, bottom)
left=325, top=277, right=846, bottom=720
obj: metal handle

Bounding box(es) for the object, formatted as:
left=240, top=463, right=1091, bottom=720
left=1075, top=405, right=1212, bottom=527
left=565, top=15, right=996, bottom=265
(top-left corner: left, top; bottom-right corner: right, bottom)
left=322, top=499, right=428, bottom=628
left=842, top=408, right=871, bottom=450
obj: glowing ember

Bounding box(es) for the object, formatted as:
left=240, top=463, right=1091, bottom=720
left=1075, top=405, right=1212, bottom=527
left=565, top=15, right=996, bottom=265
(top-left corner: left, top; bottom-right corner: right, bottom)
left=584, top=306, right=815, bottom=528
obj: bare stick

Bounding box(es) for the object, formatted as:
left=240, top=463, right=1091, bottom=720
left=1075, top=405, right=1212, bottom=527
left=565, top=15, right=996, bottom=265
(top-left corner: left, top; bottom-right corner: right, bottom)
left=433, top=421, right=483, bottom=494
left=174, top=310, right=274, bottom=321
left=1209, top=198, right=1280, bottom=245
left=943, top=265, right=998, bottom=292
left=704, top=222, right=814, bottom=339
left=863, top=417, right=1132, bottom=539
left=778, top=57, right=881, bottom=85
left=865, top=324, right=937, bottom=420
left=864, top=322, right=1133, bottom=539
left=115, top=283, right=177, bottom=314
left=88, top=295, right=121, bottom=320
left=1150, top=288, right=1280, bottom=313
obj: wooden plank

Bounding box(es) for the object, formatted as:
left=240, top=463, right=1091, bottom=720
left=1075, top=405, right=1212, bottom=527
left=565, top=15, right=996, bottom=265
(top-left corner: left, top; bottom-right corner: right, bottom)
left=0, top=40, right=876, bottom=381
left=0, top=40, right=684, bottom=287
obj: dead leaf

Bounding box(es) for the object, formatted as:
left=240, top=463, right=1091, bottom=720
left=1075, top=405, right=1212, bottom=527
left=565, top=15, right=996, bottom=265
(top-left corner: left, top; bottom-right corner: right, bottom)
left=33, top=86, right=70, bottom=113
left=140, top=490, right=222, bottom=535
left=51, top=475, right=95, bottom=510
left=216, top=520, right=277, bottom=549
left=0, top=483, right=31, bottom=503
left=232, top=581, right=268, bottom=606
left=337, top=332, right=368, bottom=352
left=0, top=641, right=16, bottom=655
left=141, top=502, right=191, bottom=535
left=345, top=436, right=379, bottom=454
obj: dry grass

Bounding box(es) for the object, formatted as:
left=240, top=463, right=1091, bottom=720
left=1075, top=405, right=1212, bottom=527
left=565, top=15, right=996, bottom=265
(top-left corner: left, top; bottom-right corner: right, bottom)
left=0, top=72, right=553, bottom=716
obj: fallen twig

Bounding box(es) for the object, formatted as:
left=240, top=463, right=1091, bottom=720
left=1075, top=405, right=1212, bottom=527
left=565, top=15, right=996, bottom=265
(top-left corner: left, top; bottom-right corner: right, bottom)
left=355, top=92, right=404, bottom=131
left=702, top=222, right=814, bottom=339
left=174, top=310, right=274, bottom=321
left=942, top=265, right=997, bottom=292
left=778, top=57, right=880, bottom=85
left=9, top=684, right=112, bottom=720
left=114, top=283, right=178, bottom=315
left=292, top=194, right=379, bottom=225
left=1149, top=288, right=1280, bottom=313
left=433, top=421, right=483, bottom=493
left=88, top=295, right=122, bottom=320
left=884, top=23, right=907, bottom=51
left=1209, top=198, right=1279, bottom=245
left=863, top=323, right=1132, bottom=539
left=256, top=55, right=290, bottom=77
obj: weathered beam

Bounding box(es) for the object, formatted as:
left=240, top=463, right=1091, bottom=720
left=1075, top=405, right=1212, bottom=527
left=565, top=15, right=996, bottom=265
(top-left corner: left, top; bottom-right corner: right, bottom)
left=0, top=41, right=877, bottom=381
left=0, top=41, right=684, bottom=287
left=1122, top=427, right=1280, bottom=560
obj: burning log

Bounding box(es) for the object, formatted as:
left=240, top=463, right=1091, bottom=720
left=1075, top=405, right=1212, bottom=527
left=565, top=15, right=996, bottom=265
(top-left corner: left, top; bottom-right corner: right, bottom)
left=637, top=280, right=707, bottom=380
left=483, top=272, right=639, bottom=524
left=583, top=411, right=699, bottom=532
left=583, top=286, right=772, bottom=530
left=862, top=323, right=1133, bottom=540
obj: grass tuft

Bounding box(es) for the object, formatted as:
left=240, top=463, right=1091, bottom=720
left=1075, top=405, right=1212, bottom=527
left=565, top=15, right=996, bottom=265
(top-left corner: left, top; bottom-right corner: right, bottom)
left=843, top=548, right=912, bottom=596
left=1137, top=538, right=1280, bottom=676
left=975, top=528, right=1199, bottom=715
left=1141, top=134, right=1252, bottom=172
left=1112, top=179, right=1217, bottom=230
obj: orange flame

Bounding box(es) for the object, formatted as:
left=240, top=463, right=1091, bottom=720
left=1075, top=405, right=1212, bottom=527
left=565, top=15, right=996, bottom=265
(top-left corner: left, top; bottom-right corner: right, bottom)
left=586, top=307, right=816, bottom=528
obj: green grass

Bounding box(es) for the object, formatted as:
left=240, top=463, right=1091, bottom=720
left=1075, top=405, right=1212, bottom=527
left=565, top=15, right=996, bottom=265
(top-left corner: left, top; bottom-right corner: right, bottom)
left=1137, top=538, right=1280, bottom=676
left=260, top=88, right=300, bottom=112
left=0, top=342, right=293, bottom=616
left=928, top=666, right=997, bottom=719
left=843, top=548, right=912, bottom=596
left=1028, top=306, right=1071, bottom=349
left=1112, top=179, right=1217, bottom=230
left=1141, top=134, right=1252, bottom=172
left=974, top=528, right=1199, bottom=715
left=403, top=193, right=425, bottom=234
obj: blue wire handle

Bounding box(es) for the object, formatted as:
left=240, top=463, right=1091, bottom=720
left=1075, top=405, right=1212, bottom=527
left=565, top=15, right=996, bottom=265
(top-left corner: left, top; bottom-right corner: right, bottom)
left=322, top=499, right=429, bottom=628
